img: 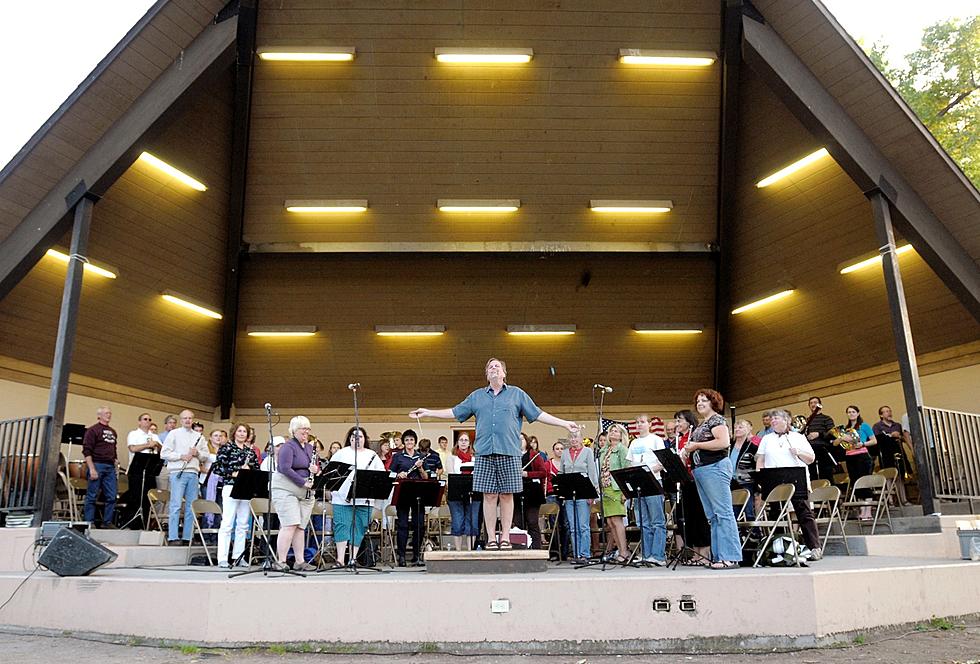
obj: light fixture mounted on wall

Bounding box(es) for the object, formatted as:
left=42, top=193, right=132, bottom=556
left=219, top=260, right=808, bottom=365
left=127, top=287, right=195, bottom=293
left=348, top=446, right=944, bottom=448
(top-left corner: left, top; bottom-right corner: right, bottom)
left=434, top=47, right=533, bottom=64
left=756, top=148, right=830, bottom=188
left=285, top=199, right=368, bottom=213
left=839, top=244, right=915, bottom=275
left=137, top=152, right=207, bottom=191
left=632, top=323, right=703, bottom=335
left=257, top=46, right=356, bottom=62
left=375, top=325, right=446, bottom=337
left=618, top=49, right=716, bottom=66
left=507, top=324, right=576, bottom=336
left=438, top=199, right=520, bottom=213
left=161, top=290, right=222, bottom=320
left=731, top=288, right=795, bottom=315
left=590, top=200, right=673, bottom=213
left=247, top=325, right=318, bottom=337
left=45, top=248, right=118, bottom=279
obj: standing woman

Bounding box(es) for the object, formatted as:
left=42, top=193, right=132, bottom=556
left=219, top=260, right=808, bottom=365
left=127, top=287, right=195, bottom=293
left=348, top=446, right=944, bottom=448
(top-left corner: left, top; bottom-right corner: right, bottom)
left=559, top=428, right=598, bottom=562
left=600, top=424, right=631, bottom=563
left=447, top=432, right=480, bottom=551
left=672, top=410, right=711, bottom=563
left=729, top=420, right=760, bottom=520
left=213, top=423, right=259, bottom=567
left=681, top=390, right=742, bottom=569
left=843, top=405, right=876, bottom=519
left=330, top=426, right=384, bottom=567
left=547, top=440, right=571, bottom=561
left=271, top=416, right=319, bottom=570
left=379, top=440, right=393, bottom=471
left=516, top=432, right=549, bottom=549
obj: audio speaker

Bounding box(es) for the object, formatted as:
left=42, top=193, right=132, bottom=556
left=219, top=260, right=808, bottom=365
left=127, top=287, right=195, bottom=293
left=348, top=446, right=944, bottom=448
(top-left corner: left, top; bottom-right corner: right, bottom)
left=38, top=527, right=117, bottom=576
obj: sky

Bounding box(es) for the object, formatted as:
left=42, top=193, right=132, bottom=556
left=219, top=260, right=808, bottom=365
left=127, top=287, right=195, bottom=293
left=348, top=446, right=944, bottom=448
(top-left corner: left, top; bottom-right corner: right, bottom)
left=0, top=0, right=977, bottom=172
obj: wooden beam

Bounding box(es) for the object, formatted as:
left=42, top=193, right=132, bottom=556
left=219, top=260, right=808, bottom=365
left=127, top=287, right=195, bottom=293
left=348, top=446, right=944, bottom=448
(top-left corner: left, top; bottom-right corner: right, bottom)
left=35, top=195, right=96, bottom=525
left=0, top=17, right=237, bottom=301
left=249, top=241, right=715, bottom=254
left=741, top=15, right=980, bottom=323
left=219, top=1, right=258, bottom=420
left=869, top=190, right=935, bottom=515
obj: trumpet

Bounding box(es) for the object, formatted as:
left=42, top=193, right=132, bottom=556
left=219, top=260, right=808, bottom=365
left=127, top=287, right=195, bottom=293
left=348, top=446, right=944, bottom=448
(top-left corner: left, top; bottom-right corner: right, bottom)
left=828, top=425, right=860, bottom=451
left=792, top=415, right=809, bottom=432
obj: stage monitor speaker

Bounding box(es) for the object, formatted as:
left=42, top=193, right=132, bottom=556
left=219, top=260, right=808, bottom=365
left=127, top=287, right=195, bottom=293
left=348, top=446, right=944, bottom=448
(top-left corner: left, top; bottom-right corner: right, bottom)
left=38, top=527, right=117, bottom=576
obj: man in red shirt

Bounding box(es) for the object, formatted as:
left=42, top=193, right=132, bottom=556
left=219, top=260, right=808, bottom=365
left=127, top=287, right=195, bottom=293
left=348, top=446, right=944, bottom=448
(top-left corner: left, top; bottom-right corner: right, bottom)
left=82, top=406, right=119, bottom=527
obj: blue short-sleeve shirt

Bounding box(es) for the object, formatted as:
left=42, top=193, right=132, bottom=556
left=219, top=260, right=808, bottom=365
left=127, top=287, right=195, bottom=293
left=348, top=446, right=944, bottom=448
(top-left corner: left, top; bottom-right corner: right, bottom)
left=452, top=384, right=543, bottom=457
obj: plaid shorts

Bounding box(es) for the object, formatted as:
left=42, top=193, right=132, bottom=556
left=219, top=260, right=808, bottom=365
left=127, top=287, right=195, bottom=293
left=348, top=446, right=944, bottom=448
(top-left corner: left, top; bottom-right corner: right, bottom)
left=473, top=454, right=523, bottom=494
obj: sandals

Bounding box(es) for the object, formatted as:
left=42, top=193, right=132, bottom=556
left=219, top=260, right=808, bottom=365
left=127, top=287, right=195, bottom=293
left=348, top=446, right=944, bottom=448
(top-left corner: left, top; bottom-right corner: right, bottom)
left=709, top=561, right=739, bottom=570
left=498, top=540, right=513, bottom=551
left=680, top=558, right=708, bottom=567
left=485, top=540, right=500, bottom=550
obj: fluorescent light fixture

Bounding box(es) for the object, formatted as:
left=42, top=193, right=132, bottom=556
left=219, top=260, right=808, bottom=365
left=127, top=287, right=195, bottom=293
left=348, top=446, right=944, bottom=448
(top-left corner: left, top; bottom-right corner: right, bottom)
left=257, top=46, right=355, bottom=62
left=161, top=290, right=222, bottom=320
left=756, top=148, right=830, bottom=188
left=137, top=152, right=207, bottom=191
left=618, top=49, right=716, bottom=66
left=285, top=199, right=368, bottom=213
left=590, top=199, right=673, bottom=213
left=438, top=199, right=520, bottom=213
left=507, top=324, right=576, bottom=336
left=839, top=244, right=915, bottom=275
left=247, top=325, right=318, bottom=337
left=731, top=289, right=795, bottom=315
left=375, top=325, right=446, bottom=337
left=633, top=323, right=703, bottom=335
left=45, top=249, right=118, bottom=279
left=435, top=47, right=533, bottom=64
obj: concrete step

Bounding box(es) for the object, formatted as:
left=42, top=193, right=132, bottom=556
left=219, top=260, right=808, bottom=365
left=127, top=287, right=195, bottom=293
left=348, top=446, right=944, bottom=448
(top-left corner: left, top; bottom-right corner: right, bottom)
left=425, top=549, right=550, bottom=574
left=89, top=528, right=164, bottom=546
left=839, top=515, right=941, bottom=535
left=824, top=531, right=960, bottom=558
left=105, top=544, right=190, bottom=568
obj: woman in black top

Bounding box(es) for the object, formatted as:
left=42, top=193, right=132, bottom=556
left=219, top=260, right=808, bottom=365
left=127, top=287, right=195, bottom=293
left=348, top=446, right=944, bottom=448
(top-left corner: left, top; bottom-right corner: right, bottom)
left=672, top=409, right=711, bottom=563
left=214, top=422, right=259, bottom=567
left=681, top=389, right=742, bottom=569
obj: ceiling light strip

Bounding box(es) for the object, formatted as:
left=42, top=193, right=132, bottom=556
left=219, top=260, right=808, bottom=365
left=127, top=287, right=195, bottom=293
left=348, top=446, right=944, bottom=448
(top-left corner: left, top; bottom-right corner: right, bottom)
left=137, top=152, right=207, bottom=191
left=247, top=325, right=318, bottom=337
left=161, top=290, right=222, bottom=320
left=435, top=48, right=533, bottom=64
left=507, top=324, right=576, bottom=336
left=45, top=249, right=119, bottom=279
left=257, top=46, right=356, bottom=62
left=756, top=148, right=830, bottom=188
left=731, top=289, right=795, bottom=315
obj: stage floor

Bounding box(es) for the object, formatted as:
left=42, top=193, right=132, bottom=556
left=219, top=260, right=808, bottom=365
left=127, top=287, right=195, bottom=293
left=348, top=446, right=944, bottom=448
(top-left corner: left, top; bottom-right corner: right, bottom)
left=2, top=554, right=979, bottom=653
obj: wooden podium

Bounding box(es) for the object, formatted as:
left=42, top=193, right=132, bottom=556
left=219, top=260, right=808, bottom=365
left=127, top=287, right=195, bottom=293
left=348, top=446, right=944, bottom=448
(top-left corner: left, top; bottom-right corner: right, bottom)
left=424, top=549, right=549, bottom=574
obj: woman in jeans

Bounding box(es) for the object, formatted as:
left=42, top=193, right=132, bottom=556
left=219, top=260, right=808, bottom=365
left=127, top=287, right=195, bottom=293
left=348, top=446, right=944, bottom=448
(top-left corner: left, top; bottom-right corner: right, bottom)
left=559, top=428, right=598, bottom=562
left=446, top=432, right=480, bottom=550
left=681, top=389, right=742, bottom=569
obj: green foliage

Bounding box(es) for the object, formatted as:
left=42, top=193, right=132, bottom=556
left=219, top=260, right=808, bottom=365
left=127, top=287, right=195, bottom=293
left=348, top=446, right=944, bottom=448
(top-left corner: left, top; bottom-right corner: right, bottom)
left=929, top=616, right=956, bottom=630
left=178, top=645, right=200, bottom=655
left=865, top=17, right=980, bottom=186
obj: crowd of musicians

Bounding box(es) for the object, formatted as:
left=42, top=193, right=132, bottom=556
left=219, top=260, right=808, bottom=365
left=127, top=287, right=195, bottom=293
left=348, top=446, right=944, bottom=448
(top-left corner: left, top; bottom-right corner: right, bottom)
left=75, top=384, right=915, bottom=571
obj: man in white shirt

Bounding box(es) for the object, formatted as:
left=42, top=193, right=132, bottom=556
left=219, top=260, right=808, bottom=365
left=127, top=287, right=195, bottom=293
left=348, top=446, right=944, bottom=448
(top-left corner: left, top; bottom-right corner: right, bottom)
left=127, top=412, right=161, bottom=465
left=626, top=413, right=667, bottom=564
left=160, top=409, right=210, bottom=544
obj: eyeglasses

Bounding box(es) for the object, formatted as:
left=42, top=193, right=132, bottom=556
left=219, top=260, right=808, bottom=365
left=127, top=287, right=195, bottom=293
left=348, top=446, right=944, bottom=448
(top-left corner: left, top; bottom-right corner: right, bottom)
left=139, top=417, right=151, bottom=421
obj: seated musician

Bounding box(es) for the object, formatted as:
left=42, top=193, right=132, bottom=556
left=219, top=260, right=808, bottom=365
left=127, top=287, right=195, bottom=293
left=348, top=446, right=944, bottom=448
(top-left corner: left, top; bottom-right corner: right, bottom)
left=330, top=426, right=385, bottom=567
left=389, top=429, right=429, bottom=566
left=756, top=409, right=822, bottom=560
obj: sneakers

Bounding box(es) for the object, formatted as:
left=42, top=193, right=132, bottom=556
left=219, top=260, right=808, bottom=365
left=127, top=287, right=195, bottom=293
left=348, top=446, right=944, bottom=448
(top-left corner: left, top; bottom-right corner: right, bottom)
left=810, top=548, right=823, bottom=561
left=217, top=561, right=230, bottom=569
left=643, top=556, right=665, bottom=566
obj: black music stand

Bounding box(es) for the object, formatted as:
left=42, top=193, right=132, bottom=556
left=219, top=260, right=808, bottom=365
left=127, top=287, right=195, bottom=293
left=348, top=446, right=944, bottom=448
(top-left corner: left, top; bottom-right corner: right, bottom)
left=394, top=479, right=443, bottom=565
left=228, top=465, right=303, bottom=578
left=553, top=472, right=598, bottom=566
left=611, top=465, right=663, bottom=567
left=513, top=478, right=546, bottom=550
left=447, top=474, right=478, bottom=551
left=319, top=468, right=393, bottom=574
left=654, top=449, right=709, bottom=570
left=119, top=452, right=163, bottom=530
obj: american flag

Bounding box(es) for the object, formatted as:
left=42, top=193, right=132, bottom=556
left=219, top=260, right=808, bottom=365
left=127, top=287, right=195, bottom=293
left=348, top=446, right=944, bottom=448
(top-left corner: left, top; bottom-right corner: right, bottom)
left=599, top=416, right=665, bottom=440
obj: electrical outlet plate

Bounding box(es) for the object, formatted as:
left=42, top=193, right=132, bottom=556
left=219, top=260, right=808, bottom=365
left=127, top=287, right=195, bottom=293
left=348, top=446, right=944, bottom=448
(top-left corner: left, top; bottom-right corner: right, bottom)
left=490, top=599, right=510, bottom=613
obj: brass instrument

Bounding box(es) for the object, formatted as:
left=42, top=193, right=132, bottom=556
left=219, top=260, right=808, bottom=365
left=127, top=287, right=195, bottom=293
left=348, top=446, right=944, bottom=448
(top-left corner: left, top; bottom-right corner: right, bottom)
left=792, top=415, right=808, bottom=432
left=828, top=425, right=860, bottom=451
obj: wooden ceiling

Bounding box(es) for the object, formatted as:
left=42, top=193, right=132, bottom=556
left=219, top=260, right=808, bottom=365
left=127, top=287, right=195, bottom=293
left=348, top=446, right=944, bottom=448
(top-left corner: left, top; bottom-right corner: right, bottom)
left=0, top=0, right=977, bottom=413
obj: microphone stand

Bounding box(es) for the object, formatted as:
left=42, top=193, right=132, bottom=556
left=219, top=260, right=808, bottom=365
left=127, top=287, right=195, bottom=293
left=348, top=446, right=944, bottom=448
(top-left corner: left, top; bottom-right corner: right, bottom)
left=576, top=385, right=622, bottom=570
left=231, top=405, right=304, bottom=578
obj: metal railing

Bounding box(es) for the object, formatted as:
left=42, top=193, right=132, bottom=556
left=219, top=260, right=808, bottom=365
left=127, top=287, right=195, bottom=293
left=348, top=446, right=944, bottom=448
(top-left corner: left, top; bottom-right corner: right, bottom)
left=0, top=415, right=50, bottom=513
left=922, top=406, right=980, bottom=501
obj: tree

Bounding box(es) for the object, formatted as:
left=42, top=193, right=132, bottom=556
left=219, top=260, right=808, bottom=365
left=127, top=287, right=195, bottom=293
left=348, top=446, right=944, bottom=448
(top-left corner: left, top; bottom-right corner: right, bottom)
left=866, top=17, right=980, bottom=186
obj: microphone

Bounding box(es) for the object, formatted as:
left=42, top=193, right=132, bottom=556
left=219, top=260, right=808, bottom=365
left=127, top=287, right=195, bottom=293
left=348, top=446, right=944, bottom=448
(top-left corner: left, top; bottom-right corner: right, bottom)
left=593, top=384, right=613, bottom=393
left=264, top=402, right=273, bottom=413
left=348, top=383, right=360, bottom=390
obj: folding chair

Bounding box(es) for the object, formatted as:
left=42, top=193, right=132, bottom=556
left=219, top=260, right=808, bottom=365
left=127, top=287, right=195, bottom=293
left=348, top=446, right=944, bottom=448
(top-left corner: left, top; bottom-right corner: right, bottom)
left=539, top=501, right=560, bottom=555
left=248, top=498, right=280, bottom=566
left=810, top=479, right=831, bottom=490
left=731, top=488, right=750, bottom=521
left=840, top=474, right=891, bottom=534
left=54, top=470, right=76, bottom=521
left=147, top=488, right=170, bottom=533
left=810, top=485, right=849, bottom=555
left=875, top=467, right=901, bottom=509
left=190, top=499, right=223, bottom=565
left=309, top=500, right=335, bottom=568
left=381, top=504, right=398, bottom=566
left=739, top=483, right=799, bottom=568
